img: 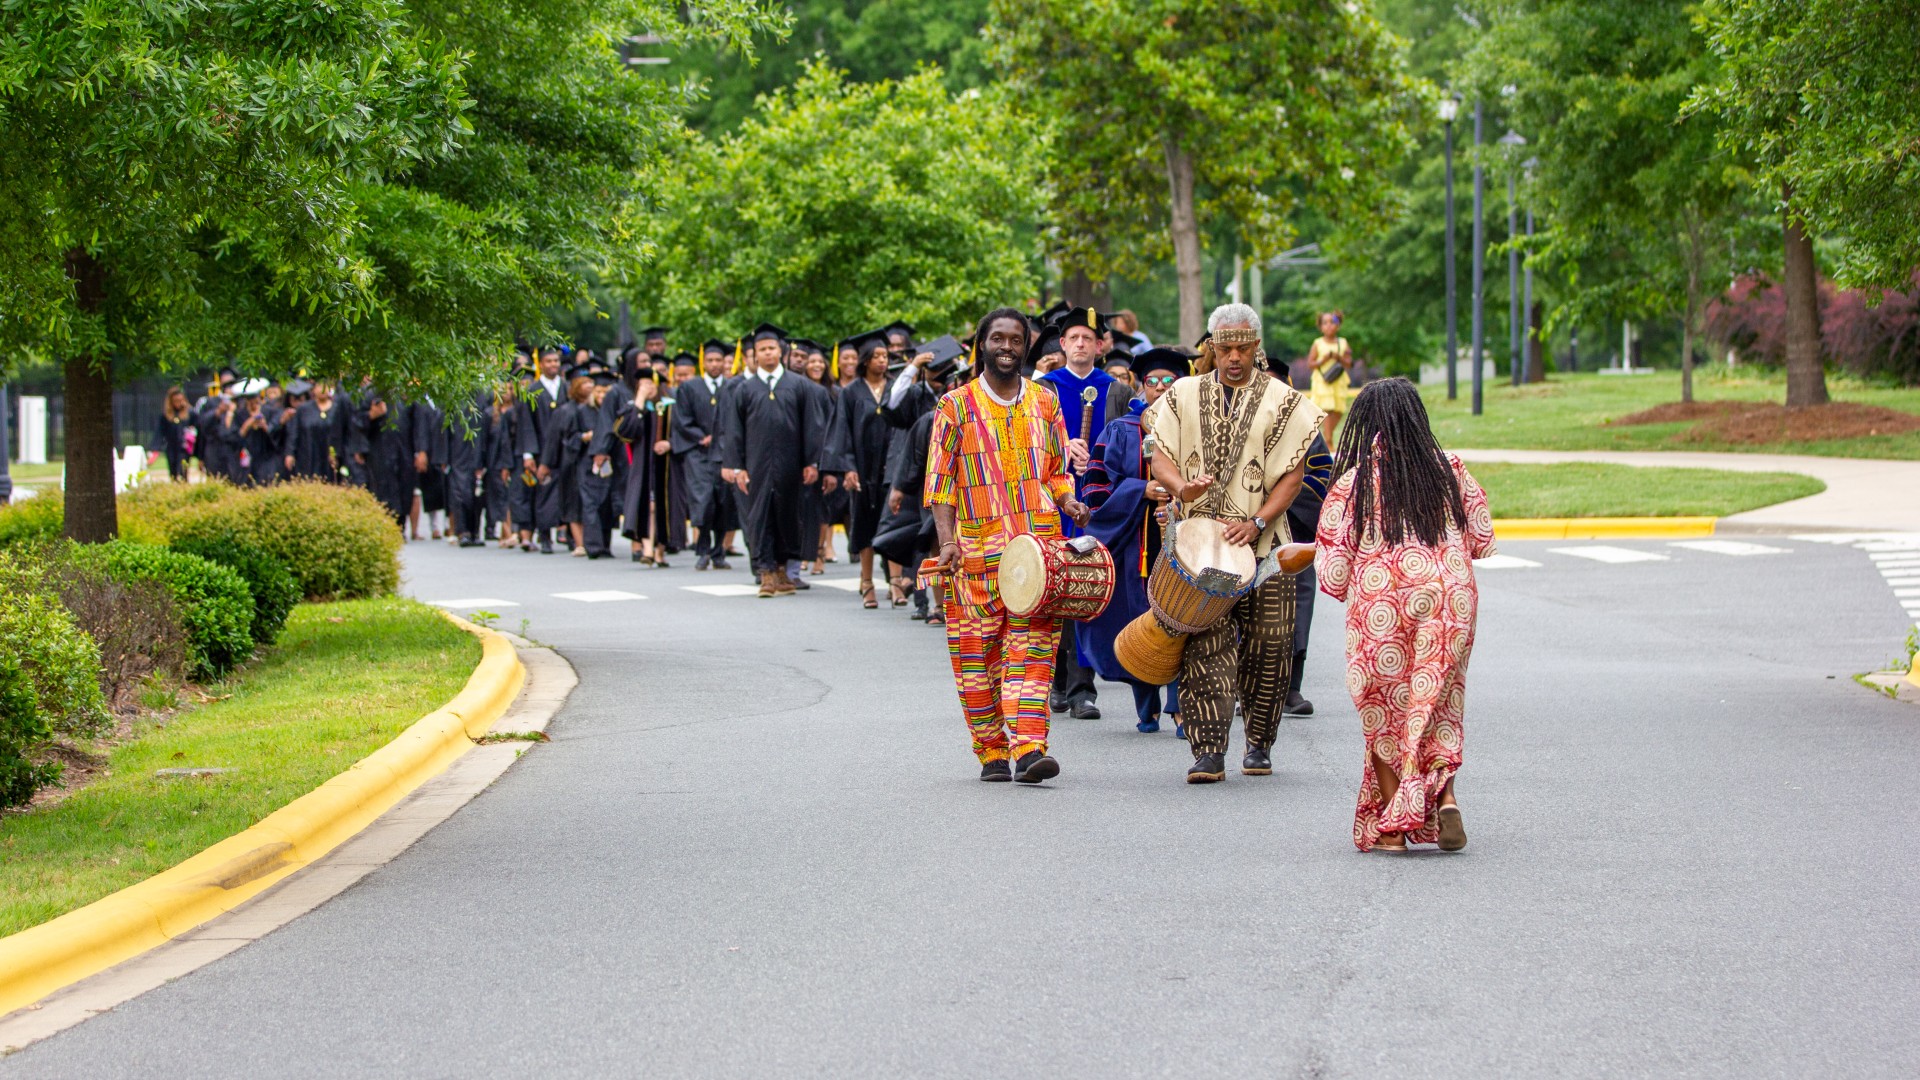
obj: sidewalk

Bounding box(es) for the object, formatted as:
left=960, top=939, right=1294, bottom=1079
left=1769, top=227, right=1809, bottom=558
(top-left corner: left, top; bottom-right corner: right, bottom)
left=1453, top=448, right=1920, bottom=533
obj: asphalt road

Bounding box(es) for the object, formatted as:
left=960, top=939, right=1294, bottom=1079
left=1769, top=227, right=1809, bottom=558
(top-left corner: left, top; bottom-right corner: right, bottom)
left=7, top=532, right=1918, bottom=1079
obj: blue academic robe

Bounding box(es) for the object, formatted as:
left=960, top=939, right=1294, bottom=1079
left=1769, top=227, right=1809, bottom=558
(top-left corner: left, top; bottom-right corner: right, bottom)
left=1079, top=401, right=1155, bottom=681
left=1039, top=366, right=1120, bottom=538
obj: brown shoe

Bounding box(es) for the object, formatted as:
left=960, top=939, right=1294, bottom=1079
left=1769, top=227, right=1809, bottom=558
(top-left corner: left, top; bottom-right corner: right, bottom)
left=772, top=574, right=797, bottom=596
left=757, top=571, right=777, bottom=598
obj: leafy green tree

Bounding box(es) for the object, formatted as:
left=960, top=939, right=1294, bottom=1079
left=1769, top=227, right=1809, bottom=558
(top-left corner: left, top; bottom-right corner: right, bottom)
left=1687, top=0, right=1920, bottom=406
left=989, top=0, right=1427, bottom=345
left=668, top=0, right=992, bottom=133
left=0, top=1, right=470, bottom=541
left=1464, top=0, right=1770, bottom=402
left=646, top=61, right=1045, bottom=342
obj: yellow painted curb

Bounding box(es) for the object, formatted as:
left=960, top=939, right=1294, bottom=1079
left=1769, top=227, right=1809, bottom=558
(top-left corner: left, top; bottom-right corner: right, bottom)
left=0, top=609, right=524, bottom=1018
left=1907, top=650, right=1919, bottom=691
left=1491, top=516, right=1719, bottom=541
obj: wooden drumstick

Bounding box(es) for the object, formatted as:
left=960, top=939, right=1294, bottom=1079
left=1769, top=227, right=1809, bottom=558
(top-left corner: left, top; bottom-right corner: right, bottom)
left=1275, top=542, right=1316, bottom=575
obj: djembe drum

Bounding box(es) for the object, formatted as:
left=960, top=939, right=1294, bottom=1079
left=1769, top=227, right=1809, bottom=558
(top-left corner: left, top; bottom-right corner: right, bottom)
left=998, top=533, right=1115, bottom=621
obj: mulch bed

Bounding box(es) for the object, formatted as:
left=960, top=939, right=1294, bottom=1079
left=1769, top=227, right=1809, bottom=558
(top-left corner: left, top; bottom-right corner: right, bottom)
left=1615, top=400, right=1920, bottom=444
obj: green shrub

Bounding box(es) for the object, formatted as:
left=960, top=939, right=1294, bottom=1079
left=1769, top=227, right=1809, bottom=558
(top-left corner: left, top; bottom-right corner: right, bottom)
left=0, top=653, right=60, bottom=808
left=0, top=486, right=184, bottom=548
left=169, top=481, right=399, bottom=600
left=170, top=536, right=300, bottom=647
left=72, top=542, right=255, bottom=681
left=0, top=491, right=65, bottom=548
left=0, top=552, right=112, bottom=737
left=119, top=479, right=240, bottom=534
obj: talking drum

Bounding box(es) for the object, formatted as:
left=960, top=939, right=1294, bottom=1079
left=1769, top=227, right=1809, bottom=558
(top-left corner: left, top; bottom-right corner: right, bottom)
left=998, top=534, right=1115, bottom=621
left=1115, top=518, right=1258, bottom=684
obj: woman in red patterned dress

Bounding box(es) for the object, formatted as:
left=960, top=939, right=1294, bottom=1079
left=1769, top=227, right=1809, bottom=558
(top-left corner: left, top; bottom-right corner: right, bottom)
left=1315, top=378, right=1496, bottom=853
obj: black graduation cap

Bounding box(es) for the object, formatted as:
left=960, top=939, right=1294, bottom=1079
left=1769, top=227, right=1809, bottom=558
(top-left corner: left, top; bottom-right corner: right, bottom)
left=564, top=363, right=593, bottom=381
left=919, top=334, right=968, bottom=377
left=639, top=326, right=669, bottom=341
left=214, top=364, right=241, bottom=383
left=790, top=338, right=826, bottom=357
left=1059, top=306, right=1108, bottom=334
left=1039, top=299, right=1071, bottom=326
left=1110, top=328, right=1142, bottom=352
left=631, top=364, right=656, bottom=381
left=1134, top=347, right=1192, bottom=378
left=1027, top=323, right=1063, bottom=363
left=1102, top=349, right=1135, bottom=371
left=285, top=378, right=314, bottom=397
left=671, top=351, right=698, bottom=367
left=702, top=338, right=732, bottom=356
left=750, top=322, right=788, bottom=344
left=882, top=320, right=916, bottom=342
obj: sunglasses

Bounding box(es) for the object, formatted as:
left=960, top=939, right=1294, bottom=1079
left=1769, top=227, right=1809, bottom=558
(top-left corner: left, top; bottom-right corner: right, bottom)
left=1143, top=375, right=1179, bottom=387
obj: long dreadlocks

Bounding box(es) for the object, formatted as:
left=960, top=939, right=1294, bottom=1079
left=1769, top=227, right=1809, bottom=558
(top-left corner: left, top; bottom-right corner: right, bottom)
left=1330, top=377, right=1469, bottom=548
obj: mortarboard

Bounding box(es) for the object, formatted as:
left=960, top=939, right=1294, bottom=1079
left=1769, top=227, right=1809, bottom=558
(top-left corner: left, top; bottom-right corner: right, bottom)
left=671, top=351, right=698, bottom=367
left=1039, top=299, right=1071, bottom=326
left=750, top=322, right=788, bottom=344
left=285, top=378, right=314, bottom=397
left=1027, top=324, right=1063, bottom=363
left=1134, top=347, right=1193, bottom=378
left=639, top=326, right=669, bottom=341
left=702, top=338, right=732, bottom=356
left=1058, top=306, right=1108, bottom=334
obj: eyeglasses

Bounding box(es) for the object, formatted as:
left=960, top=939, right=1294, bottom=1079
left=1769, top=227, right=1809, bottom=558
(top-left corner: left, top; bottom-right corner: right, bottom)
left=1143, top=375, right=1179, bottom=387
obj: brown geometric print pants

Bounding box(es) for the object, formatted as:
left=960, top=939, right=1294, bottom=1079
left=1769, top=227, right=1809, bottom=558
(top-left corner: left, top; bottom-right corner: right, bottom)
left=1178, top=575, right=1297, bottom=758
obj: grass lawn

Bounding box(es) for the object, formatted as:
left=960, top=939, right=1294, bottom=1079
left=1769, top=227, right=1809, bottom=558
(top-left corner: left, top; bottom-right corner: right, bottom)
left=6, top=461, right=63, bottom=490
left=0, top=598, right=477, bottom=936
left=1424, top=369, right=1920, bottom=460
left=1470, top=462, right=1825, bottom=519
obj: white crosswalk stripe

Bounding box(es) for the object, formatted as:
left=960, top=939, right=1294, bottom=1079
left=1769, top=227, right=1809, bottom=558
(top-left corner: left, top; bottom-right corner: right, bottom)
left=1549, top=545, right=1670, bottom=564
left=1473, top=554, right=1542, bottom=569
left=812, top=578, right=866, bottom=592
left=682, top=584, right=761, bottom=597
left=426, top=598, right=519, bottom=608
left=1669, top=540, right=1788, bottom=556
left=551, top=590, right=647, bottom=603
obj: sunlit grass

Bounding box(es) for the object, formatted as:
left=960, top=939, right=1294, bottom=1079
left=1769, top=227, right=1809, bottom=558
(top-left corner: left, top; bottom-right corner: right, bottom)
left=1471, top=462, right=1825, bottom=519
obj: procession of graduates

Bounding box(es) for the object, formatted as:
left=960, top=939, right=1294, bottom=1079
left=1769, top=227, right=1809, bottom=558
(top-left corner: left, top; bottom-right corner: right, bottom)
left=157, top=299, right=1492, bottom=854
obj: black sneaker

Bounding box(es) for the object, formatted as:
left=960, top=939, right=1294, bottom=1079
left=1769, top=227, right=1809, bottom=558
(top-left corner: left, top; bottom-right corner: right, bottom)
left=1187, top=753, right=1226, bottom=784
left=1014, top=751, right=1059, bottom=784
left=1242, top=747, right=1273, bottom=775
left=1068, top=701, right=1101, bottom=720
left=539, top=538, right=554, bottom=554
left=1283, top=690, right=1314, bottom=716
left=712, top=556, right=732, bottom=570
left=980, top=760, right=1012, bottom=782
left=695, top=553, right=712, bottom=571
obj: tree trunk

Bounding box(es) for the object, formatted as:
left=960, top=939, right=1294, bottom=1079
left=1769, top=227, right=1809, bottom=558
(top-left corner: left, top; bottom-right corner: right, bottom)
left=1524, top=301, right=1545, bottom=383
left=1681, top=262, right=1697, bottom=405
left=1780, top=184, right=1829, bottom=407
left=62, top=248, right=118, bottom=543
left=1163, top=134, right=1204, bottom=348
left=1062, top=269, right=1097, bottom=309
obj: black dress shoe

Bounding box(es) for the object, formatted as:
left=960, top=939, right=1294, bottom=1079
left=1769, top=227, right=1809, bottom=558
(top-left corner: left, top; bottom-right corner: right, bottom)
left=695, top=554, right=711, bottom=571
left=1013, top=751, right=1059, bottom=784
left=1242, top=747, right=1272, bottom=775
left=980, top=760, right=1012, bottom=782
left=459, top=537, right=484, bottom=548
left=724, top=547, right=743, bottom=557
left=1048, top=697, right=1067, bottom=715
left=790, top=576, right=809, bottom=590
left=1068, top=701, right=1101, bottom=720
left=1283, top=690, right=1314, bottom=716
left=712, top=556, right=732, bottom=571
left=1187, top=753, right=1226, bottom=783
left=539, top=539, right=554, bottom=554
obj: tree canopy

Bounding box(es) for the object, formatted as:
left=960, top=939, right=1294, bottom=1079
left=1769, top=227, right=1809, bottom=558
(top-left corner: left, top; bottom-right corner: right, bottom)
left=646, top=61, right=1045, bottom=342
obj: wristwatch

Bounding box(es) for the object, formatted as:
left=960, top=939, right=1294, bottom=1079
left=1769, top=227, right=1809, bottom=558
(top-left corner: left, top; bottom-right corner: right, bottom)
left=1251, top=515, right=1269, bottom=532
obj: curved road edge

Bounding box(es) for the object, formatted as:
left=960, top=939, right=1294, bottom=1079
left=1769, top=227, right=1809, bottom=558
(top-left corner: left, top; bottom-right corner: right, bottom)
left=0, top=615, right=576, bottom=1052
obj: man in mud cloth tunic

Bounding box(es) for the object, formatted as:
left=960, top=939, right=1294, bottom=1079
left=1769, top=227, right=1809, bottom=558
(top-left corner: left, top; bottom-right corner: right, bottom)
left=1147, top=303, right=1323, bottom=784
left=1038, top=305, right=1132, bottom=720
left=720, top=323, right=832, bottom=597
left=927, top=308, right=1090, bottom=784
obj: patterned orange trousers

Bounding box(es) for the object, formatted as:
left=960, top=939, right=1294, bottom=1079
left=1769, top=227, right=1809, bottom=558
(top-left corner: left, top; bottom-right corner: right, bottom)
left=943, top=579, right=1061, bottom=763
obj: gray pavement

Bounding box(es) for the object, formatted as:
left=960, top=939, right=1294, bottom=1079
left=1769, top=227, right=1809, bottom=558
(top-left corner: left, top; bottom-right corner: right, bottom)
left=6, top=532, right=1919, bottom=1079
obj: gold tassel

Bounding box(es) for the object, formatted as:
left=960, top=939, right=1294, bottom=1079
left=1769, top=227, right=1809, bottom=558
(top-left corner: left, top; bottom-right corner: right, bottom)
left=733, top=338, right=743, bottom=377
left=830, top=340, right=840, bottom=383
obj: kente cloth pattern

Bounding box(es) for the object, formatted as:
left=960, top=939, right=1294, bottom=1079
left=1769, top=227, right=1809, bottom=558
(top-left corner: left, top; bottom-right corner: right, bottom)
left=1177, top=575, right=1296, bottom=757
left=942, top=596, right=1060, bottom=763
left=1315, top=453, right=1496, bottom=852
left=924, top=378, right=1076, bottom=609
left=1148, top=371, right=1324, bottom=556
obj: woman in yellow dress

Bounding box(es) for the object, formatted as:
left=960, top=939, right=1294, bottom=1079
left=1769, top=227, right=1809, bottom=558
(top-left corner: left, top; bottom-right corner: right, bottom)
left=1307, top=311, right=1354, bottom=442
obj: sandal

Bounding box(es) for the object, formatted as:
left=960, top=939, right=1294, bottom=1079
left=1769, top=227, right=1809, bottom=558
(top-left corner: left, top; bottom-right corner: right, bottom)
left=860, top=581, right=878, bottom=609
left=926, top=612, right=945, bottom=627
left=1436, top=804, right=1467, bottom=852
left=889, top=576, right=911, bottom=607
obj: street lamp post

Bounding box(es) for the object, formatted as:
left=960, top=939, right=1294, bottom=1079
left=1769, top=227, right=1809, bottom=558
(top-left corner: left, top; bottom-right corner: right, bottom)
left=1440, top=96, right=1460, bottom=401
left=1522, top=156, right=1537, bottom=383
left=1471, top=102, right=1486, bottom=417
left=1499, top=129, right=1528, bottom=386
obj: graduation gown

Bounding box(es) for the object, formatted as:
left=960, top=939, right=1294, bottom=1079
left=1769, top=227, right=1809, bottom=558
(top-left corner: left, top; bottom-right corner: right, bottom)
left=1039, top=367, right=1127, bottom=538
left=870, top=407, right=937, bottom=569
left=363, top=395, right=414, bottom=525
left=194, top=400, right=239, bottom=482
left=409, top=400, right=449, bottom=513
left=540, top=399, right=589, bottom=524
left=671, top=374, right=728, bottom=533
left=719, top=368, right=830, bottom=571
left=484, top=405, right=519, bottom=532
left=445, top=391, right=491, bottom=537
left=517, top=380, right=567, bottom=530
left=826, top=378, right=893, bottom=553
left=285, top=400, right=349, bottom=481
left=615, top=395, right=681, bottom=549
left=1080, top=401, right=1162, bottom=682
